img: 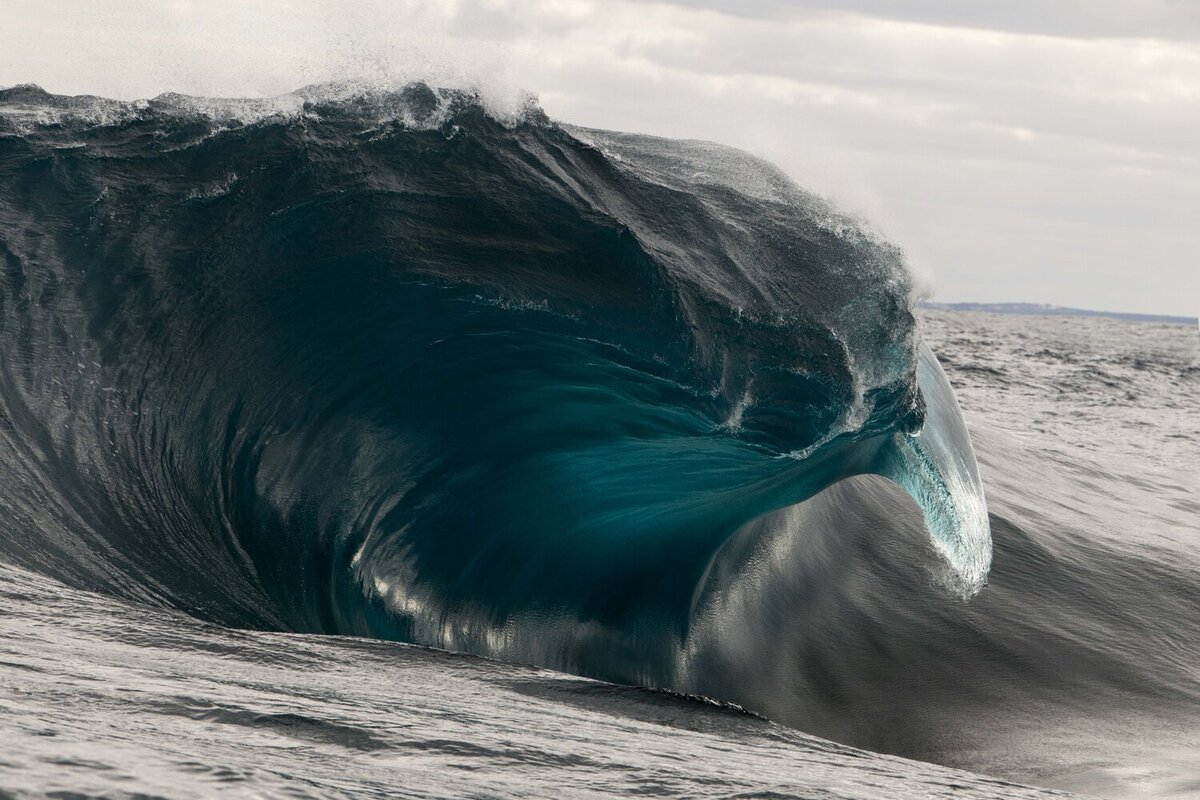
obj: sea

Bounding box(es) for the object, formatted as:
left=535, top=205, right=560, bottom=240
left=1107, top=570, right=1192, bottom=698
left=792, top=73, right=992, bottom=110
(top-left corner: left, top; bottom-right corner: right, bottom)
left=0, top=83, right=1196, bottom=799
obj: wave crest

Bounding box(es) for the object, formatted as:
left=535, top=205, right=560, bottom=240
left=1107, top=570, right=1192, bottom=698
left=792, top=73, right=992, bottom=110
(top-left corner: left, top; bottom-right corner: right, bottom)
left=0, top=83, right=989, bottom=689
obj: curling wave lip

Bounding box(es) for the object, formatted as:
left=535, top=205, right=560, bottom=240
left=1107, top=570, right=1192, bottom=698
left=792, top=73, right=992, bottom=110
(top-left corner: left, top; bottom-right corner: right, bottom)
left=878, top=344, right=992, bottom=595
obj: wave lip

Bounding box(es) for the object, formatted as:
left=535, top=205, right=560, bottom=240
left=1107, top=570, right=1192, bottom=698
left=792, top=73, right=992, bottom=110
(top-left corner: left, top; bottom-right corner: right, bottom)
left=880, top=345, right=992, bottom=594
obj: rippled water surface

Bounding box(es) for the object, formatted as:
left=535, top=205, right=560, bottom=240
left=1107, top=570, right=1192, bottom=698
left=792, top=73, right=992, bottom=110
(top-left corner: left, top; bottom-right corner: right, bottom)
left=2, top=310, right=1196, bottom=799
left=0, top=558, right=1068, bottom=799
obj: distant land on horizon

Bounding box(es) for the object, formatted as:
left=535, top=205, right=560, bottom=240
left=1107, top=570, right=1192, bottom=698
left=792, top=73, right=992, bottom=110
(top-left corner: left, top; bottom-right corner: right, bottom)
left=920, top=301, right=1197, bottom=328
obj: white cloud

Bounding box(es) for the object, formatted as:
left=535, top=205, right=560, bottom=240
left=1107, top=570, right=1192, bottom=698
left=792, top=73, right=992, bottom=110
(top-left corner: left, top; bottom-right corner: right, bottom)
left=2, top=0, right=1197, bottom=314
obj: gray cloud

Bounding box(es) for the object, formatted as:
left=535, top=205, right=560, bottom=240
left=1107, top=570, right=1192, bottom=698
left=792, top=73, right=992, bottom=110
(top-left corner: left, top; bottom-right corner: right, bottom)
left=673, top=0, right=1200, bottom=40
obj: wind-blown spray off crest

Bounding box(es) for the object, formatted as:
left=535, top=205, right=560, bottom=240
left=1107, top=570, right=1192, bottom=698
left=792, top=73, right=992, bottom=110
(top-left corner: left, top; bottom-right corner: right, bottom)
left=0, top=81, right=989, bottom=693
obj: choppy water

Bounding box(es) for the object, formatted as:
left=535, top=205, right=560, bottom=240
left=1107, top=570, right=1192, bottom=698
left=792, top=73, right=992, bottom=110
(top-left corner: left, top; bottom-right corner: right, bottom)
left=0, top=556, right=1067, bottom=799
left=909, top=312, right=1200, bottom=797
left=0, top=83, right=1197, bottom=799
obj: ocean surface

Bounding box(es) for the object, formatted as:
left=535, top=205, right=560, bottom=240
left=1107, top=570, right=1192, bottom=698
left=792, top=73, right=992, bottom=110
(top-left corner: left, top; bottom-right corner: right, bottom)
left=0, top=83, right=1196, bottom=799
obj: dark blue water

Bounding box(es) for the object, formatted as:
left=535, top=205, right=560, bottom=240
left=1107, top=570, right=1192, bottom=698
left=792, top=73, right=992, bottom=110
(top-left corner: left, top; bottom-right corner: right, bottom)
left=0, top=82, right=1196, bottom=799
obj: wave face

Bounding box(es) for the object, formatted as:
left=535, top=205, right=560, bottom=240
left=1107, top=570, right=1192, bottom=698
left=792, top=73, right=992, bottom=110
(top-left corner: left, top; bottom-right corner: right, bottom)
left=0, top=83, right=989, bottom=689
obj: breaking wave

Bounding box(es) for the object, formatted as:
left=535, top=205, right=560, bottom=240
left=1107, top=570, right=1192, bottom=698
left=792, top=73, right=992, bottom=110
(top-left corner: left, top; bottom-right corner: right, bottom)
left=0, top=81, right=988, bottom=690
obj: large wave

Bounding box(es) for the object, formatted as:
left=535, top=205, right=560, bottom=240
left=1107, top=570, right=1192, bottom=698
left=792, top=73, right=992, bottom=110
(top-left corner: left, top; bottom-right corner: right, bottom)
left=0, top=82, right=988, bottom=690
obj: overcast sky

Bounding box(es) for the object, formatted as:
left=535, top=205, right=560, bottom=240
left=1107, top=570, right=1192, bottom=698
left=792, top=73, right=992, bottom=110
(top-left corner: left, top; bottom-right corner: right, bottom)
left=3, top=0, right=1198, bottom=316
